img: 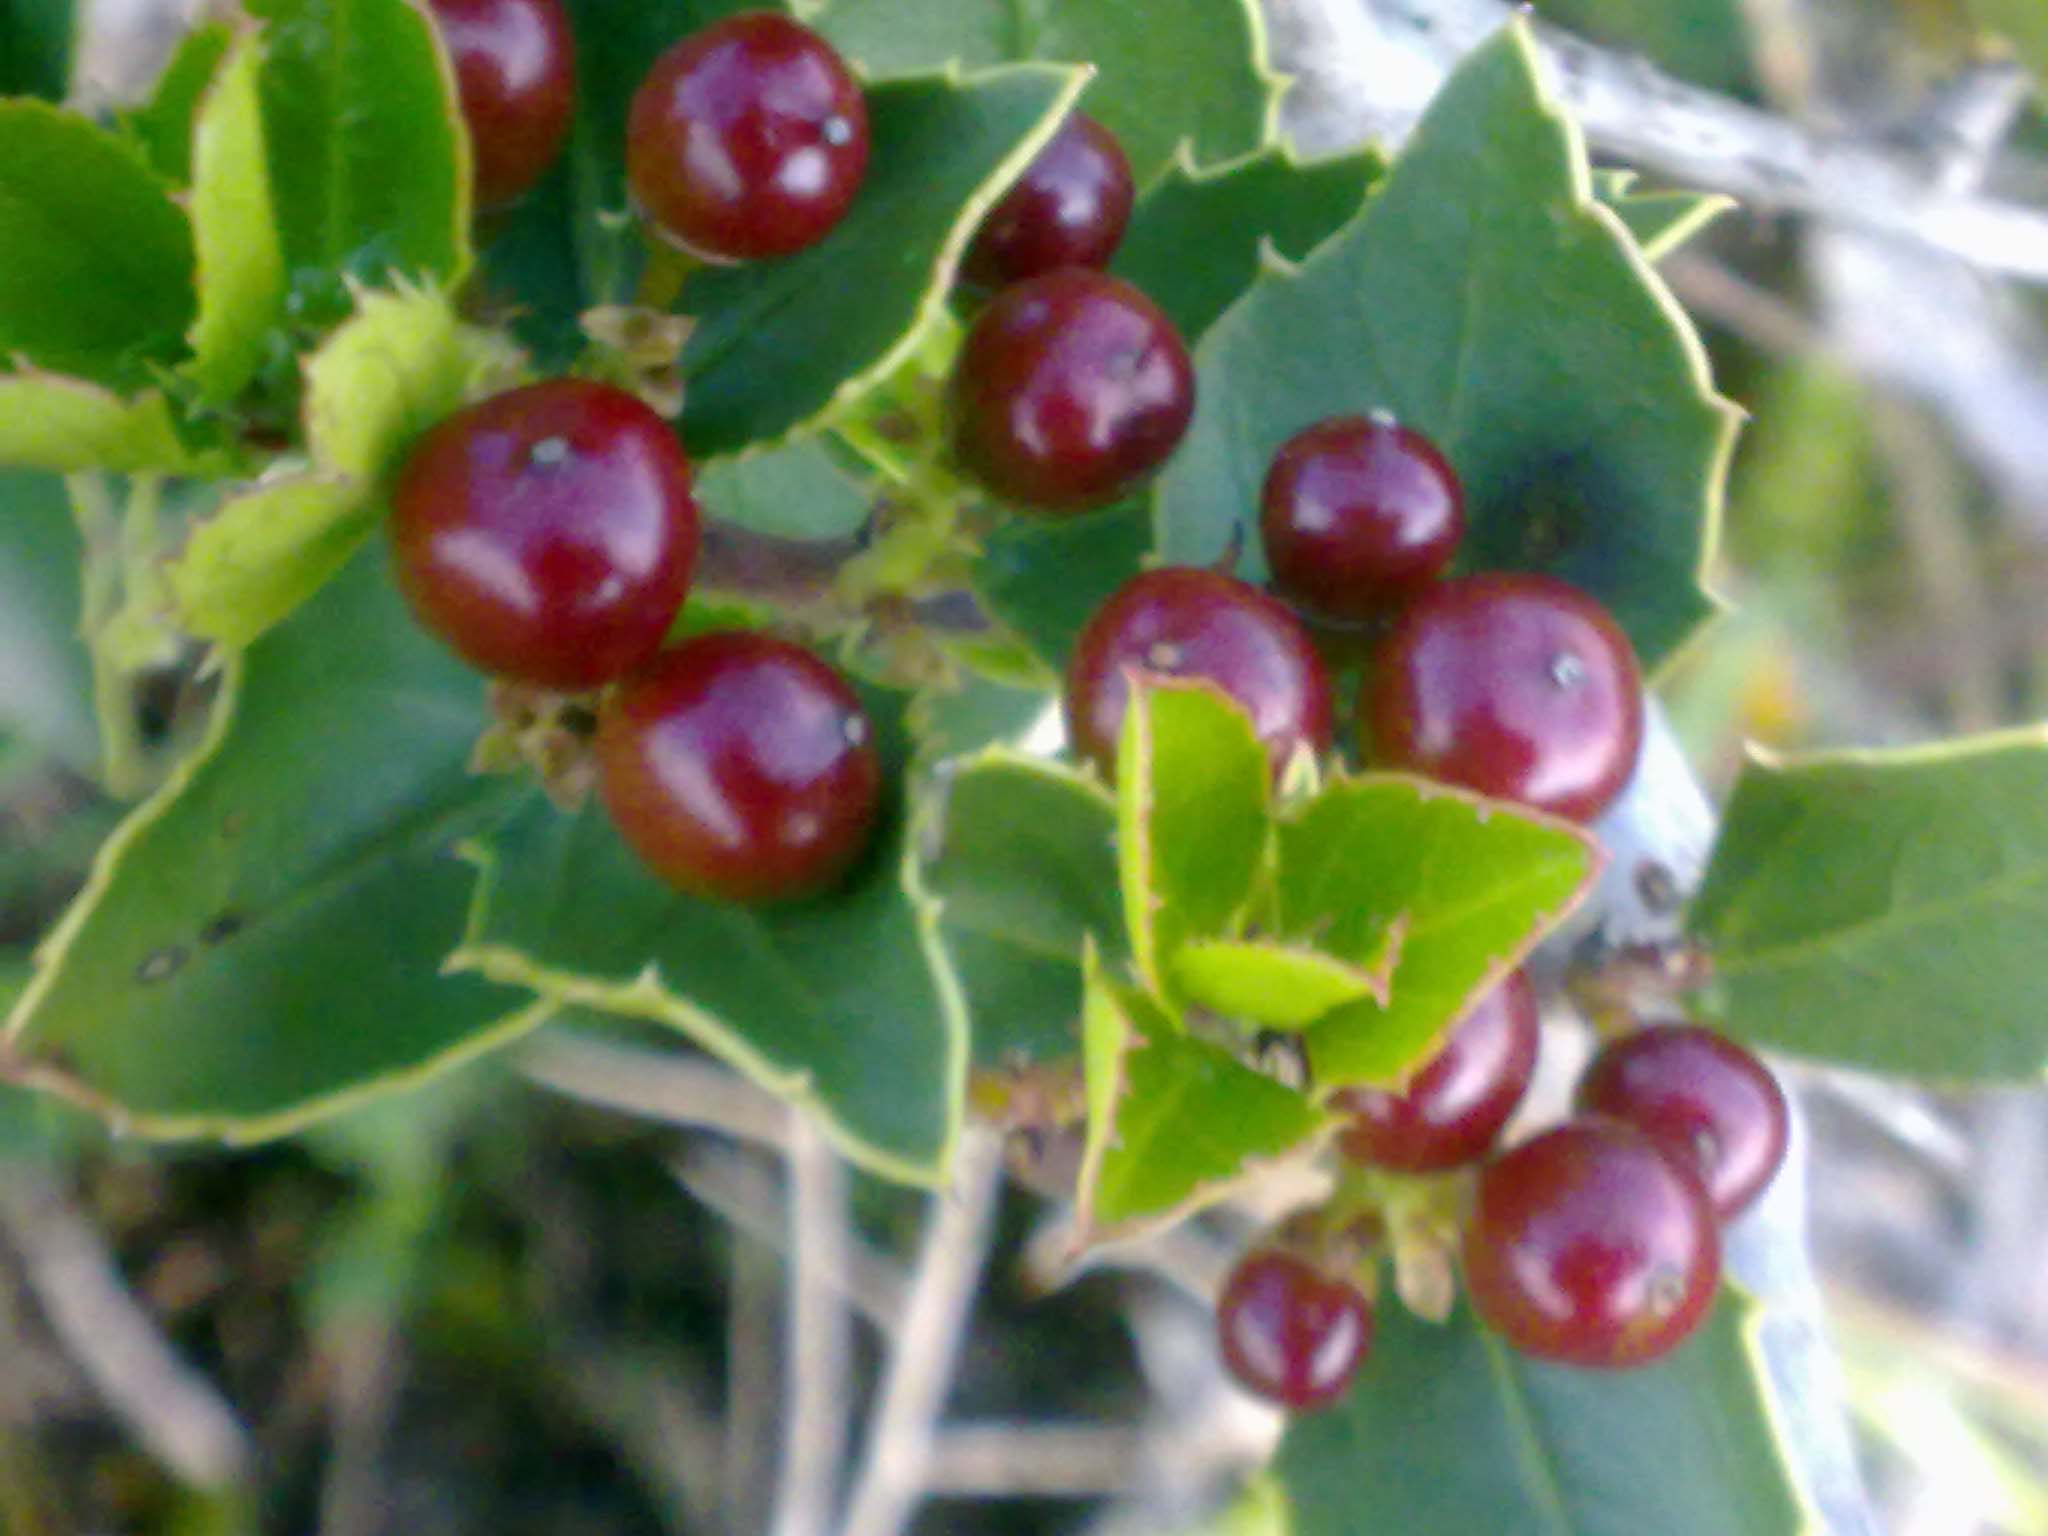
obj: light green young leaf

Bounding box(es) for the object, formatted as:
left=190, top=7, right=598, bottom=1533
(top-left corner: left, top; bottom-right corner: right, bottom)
left=185, top=29, right=287, bottom=404
left=0, top=375, right=211, bottom=474
left=1170, top=939, right=1386, bottom=1030
left=170, top=476, right=370, bottom=648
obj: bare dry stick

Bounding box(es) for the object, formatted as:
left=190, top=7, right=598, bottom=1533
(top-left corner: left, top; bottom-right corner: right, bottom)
left=769, top=1113, right=854, bottom=1536
left=518, top=1033, right=791, bottom=1149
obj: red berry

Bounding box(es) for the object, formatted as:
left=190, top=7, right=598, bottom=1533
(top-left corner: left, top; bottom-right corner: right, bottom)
left=948, top=268, right=1194, bottom=512
left=1259, top=413, right=1464, bottom=618
left=389, top=380, right=698, bottom=691
left=1332, top=971, right=1538, bottom=1173
left=963, top=112, right=1134, bottom=288
left=1363, top=572, right=1643, bottom=823
left=1575, top=1026, right=1789, bottom=1222
left=427, top=0, right=575, bottom=208
left=596, top=632, right=881, bottom=903
left=626, top=13, right=868, bottom=262
left=1065, top=567, right=1333, bottom=779
left=1216, top=1247, right=1372, bottom=1411
left=1462, top=1118, right=1719, bottom=1368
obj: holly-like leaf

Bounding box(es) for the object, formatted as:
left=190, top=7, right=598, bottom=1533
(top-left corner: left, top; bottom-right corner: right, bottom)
left=679, top=64, right=1085, bottom=459
left=185, top=29, right=287, bottom=404
left=696, top=437, right=872, bottom=542
left=120, top=21, right=234, bottom=184
left=3, top=546, right=548, bottom=1140
left=169, top=475, right=369, bottom=648
left=0, top=101, right=195, bottom=387
left=808, top=0, right=1280, bottom=182
left=449, top=688, right=967, bottom=1184
left=246, top=0, right=469, bottom=306
left=0, top=375, right=211, bottom=474
left=0, top=471, right=95, bottom=769
left=973, top=500, right=1148, bottom=673
left=1117, top=679, right=1269, bottom=994
left=1594, top=168, right=1734, bottom=262
left=0, top=0, right=73, bottom=98
left=1690, top=731, right=2048, bottom=1080
left=1278, top=775, right=1599, bottom=1086
left=1276, top=1293, right=1815, bottom=1536
left=1076, top=942, right=1323, bottom=1236
left=1155, top=20, right=1737, bottom=673
left=919, top=749, right=1118, bottom=1067
left=1170, top=939, right=1385, bottom=1030
left=1113, top=143, right=1384, bottom=345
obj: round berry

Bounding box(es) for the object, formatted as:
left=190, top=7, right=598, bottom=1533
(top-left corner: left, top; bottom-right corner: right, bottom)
left=389, top=379, right=698, bottom=691
left=596, top=632, right=880, bottom=903
left=964, top=113, right=1134, bottom=288
left=1462, top=1118, right=1719, bottom=1368
left=1216, top=1247, right=1372, bottom=1412
left=427, top=0, right=575, bottom=208
left=1065, top=567, right=1333, bottom=779
left=948, top=268, right=1194, bottom=512
left=1363, top=572, right=1644, bottom=823
left=626, top=13, right=868, bottom=262
left=1332, top=971, right=1538, bottom=1173
left=1259, top=414, right=1464, bottom=618
left=1576, top=1026, right=1789, bottom=1222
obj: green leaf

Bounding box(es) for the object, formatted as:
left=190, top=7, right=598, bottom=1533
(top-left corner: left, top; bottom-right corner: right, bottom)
left=1594, top=169, right=1734, bottom=262
left=0, top=100, right=196, bottom=386
left=1077, top=943, right=1323, bottom=1235
left=973, top=500, right=1148, bottom=672
left=185, top=29, right=288, bottom=404
left=679, top=64, right=1085, bottom=459
left=0, top=0, right=73, bottom=98
left=808, top=0, right=1280, bottom=182
left=696, top=437, right=872, bottom=542
left=1276, top=1294, right=1815, bottom=1536
left=1113, top=142, right=1383, bottom=345
left=1155, top=20, right=1738, bottom=673
left=920, top=749, right=1119, bottom=1066
left=246, top=0, right=469, bottom=300
left=3, top=546, right=549, bottom=1140
left=0, top=374, right=211, bottom=474
left=907, top=671, right=1050, bottom=762
left=303, top=284, right=510, bottom=484
left=169, top=475, right=370, bottom=648
left=1169, top=939, right=1385, bottom=1030
left=1117, top=678, right=1269, bottom=993
left=0, top=471, right=95, bottom=769
left=1278, top=775, right=1599, bottom=1086
left=1689, top=731, right=2048, bottom=1080
left=120, top=22, right=234, bottom=185
left=449, top=688, right=967, bottom=1184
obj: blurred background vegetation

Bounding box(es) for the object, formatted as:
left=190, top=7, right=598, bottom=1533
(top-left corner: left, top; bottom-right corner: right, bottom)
left=7, top=0, right=2048, bottom=1531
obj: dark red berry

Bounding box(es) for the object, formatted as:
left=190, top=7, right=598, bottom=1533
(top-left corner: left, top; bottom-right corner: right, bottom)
left=626, top=13, right=868, bottom=262
left=1576, top=1026, right=1789, bottom=1222
left=948, top=268, right=1194, bottom=512
left=964, top=112, right=1134, bottom=288
left=389, top=379, right=698, bottom=691
left=596, top=632, right=880, bottom=903
left=1065, top=567, right=1333, bottom=778
left=1259, top=413, right=1464, bottom=618
left=1332, top=971, right=1538, bottom=1173
left=428, top=0, right=575, bottom=208
left=1216, top=1247, right=1372, bottom=1411
left=1363, top=572, right=1644, bottom=823
left=1462, top=1118, right=1719, bottom=1368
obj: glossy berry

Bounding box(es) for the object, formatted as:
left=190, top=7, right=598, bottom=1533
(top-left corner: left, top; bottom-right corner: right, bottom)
left=1216, top=1247, right=1372, bottom=1411
left=1259, top=414, right=1464, bottom=618
left=948, top=268, right=1194, bottom=512
left=428, top=0, right=575, bottom=208
left=389, top=379, right=698, bottom=692
left=964, top=113, right=1135, bottom=288
left=1576, top=1026, right=1790, bottom=1222
left=1333, top=971, right=1538, bottom=1173
left=626, top=13, right=868, bottom=262
left=1363, top=572, right=1644, bottom=823
left=1065, top=567, right=1333, bottom=778
left=1462, top=1118, right=1719, bottom=1368
left=596, top=632, right=881, bottom=903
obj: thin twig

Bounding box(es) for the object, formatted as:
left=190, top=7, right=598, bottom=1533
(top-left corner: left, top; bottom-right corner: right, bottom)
left=840, top=1129, right=1005, bottom=1536
left=0, top=1162, right=252, bottom=1488
left=518, top=1032, right=791, bottom=1149
left=769, top=1113, right=853, bottom=1536
left=923, top=1422, right=1148, bottom=1498
left=723, top=1168, right=782, bottom=1536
